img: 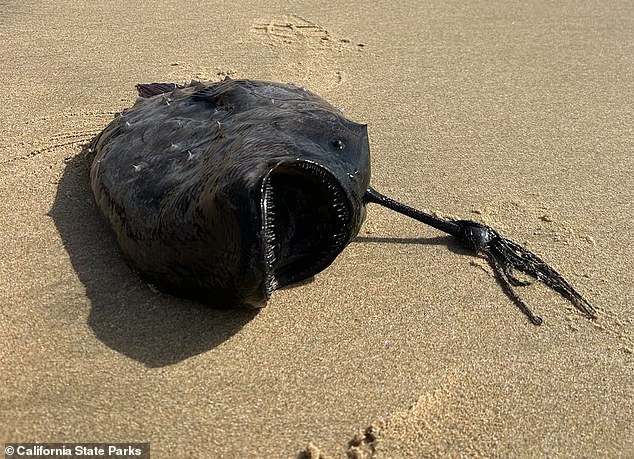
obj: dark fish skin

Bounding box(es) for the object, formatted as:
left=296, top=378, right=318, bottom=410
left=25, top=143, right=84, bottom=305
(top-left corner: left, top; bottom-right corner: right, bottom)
left=90, top=79, right=371, bottom=308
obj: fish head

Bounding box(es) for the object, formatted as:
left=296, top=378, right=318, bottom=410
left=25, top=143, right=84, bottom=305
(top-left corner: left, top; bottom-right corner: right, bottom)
left=203, top=81, right=371, bottom=305
left=254, top=110, right=371, bottom=302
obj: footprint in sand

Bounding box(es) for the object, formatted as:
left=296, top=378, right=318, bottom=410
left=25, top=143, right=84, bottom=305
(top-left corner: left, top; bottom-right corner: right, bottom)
left=250, top=14, right=366, bottom=52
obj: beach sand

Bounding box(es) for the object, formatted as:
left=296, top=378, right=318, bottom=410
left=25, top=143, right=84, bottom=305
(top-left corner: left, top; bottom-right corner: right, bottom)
left=1, top=1, right=632, bottom=457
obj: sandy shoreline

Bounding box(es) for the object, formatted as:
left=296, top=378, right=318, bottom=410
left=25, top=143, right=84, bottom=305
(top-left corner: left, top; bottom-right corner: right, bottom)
left=2, top=1, right=632, bottom=457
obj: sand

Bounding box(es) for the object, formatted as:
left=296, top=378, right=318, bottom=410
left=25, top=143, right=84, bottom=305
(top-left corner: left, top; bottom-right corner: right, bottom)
left=1, top=0, right=632, bottom=457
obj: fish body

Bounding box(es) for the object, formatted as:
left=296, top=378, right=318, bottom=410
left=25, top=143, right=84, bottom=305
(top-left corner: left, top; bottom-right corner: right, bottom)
left=91, top=79, right=370, bottom=307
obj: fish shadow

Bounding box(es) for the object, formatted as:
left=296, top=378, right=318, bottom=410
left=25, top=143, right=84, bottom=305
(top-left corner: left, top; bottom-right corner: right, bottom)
left=354, top=235, right=474, bottom=257
left=49, top=147, right=257, bottom=367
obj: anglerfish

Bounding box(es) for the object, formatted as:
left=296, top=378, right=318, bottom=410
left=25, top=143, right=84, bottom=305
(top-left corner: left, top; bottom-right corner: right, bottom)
left=90, top=78, right=596, bottom=325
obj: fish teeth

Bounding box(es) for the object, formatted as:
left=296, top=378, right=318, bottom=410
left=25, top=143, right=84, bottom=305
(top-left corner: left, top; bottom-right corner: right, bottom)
left=262, top=177, right=278, bottom=295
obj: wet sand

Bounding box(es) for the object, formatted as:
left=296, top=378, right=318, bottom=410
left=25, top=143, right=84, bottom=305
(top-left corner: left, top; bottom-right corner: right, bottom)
left=1, top=1, right=632, bottom=457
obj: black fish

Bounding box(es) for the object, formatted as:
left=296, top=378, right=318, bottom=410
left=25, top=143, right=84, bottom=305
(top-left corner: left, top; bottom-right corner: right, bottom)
left=90, top=78, right=596, bottom=324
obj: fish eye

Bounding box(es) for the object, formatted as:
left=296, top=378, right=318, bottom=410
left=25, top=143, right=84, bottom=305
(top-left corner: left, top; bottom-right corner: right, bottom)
left=332, top=139, right=345, bottom=150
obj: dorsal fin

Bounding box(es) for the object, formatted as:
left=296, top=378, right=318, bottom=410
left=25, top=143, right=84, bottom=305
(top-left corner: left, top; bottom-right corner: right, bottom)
left=136, top=82, right=183, bottom=98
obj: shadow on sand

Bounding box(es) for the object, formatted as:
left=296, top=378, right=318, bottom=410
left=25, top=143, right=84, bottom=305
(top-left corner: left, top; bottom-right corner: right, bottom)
left=49, top=147, right=258, bottom=368
left=353, top=234, right=474, bottom=257
left=50, top=148, right=473, bottom=367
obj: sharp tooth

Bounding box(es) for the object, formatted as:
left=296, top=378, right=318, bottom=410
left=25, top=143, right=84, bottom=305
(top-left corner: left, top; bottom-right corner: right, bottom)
left=263, top=178, right=277, bottom=273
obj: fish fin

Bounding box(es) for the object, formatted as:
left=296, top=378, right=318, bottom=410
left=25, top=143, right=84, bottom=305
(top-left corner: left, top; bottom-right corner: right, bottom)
left=136, top=83, right=183, bottom=98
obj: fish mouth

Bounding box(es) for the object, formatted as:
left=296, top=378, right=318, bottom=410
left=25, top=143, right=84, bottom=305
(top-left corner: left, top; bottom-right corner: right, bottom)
left=261, top=160, right=353, bottom=297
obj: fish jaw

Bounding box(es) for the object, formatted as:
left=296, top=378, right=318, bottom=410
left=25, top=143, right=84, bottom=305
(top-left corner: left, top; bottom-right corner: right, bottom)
left=259, top=159, right=361, bottom=297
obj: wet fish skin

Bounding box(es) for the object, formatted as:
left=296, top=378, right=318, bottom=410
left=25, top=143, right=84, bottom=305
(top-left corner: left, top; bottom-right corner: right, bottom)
left=90, top=79, right=371, bottom=308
